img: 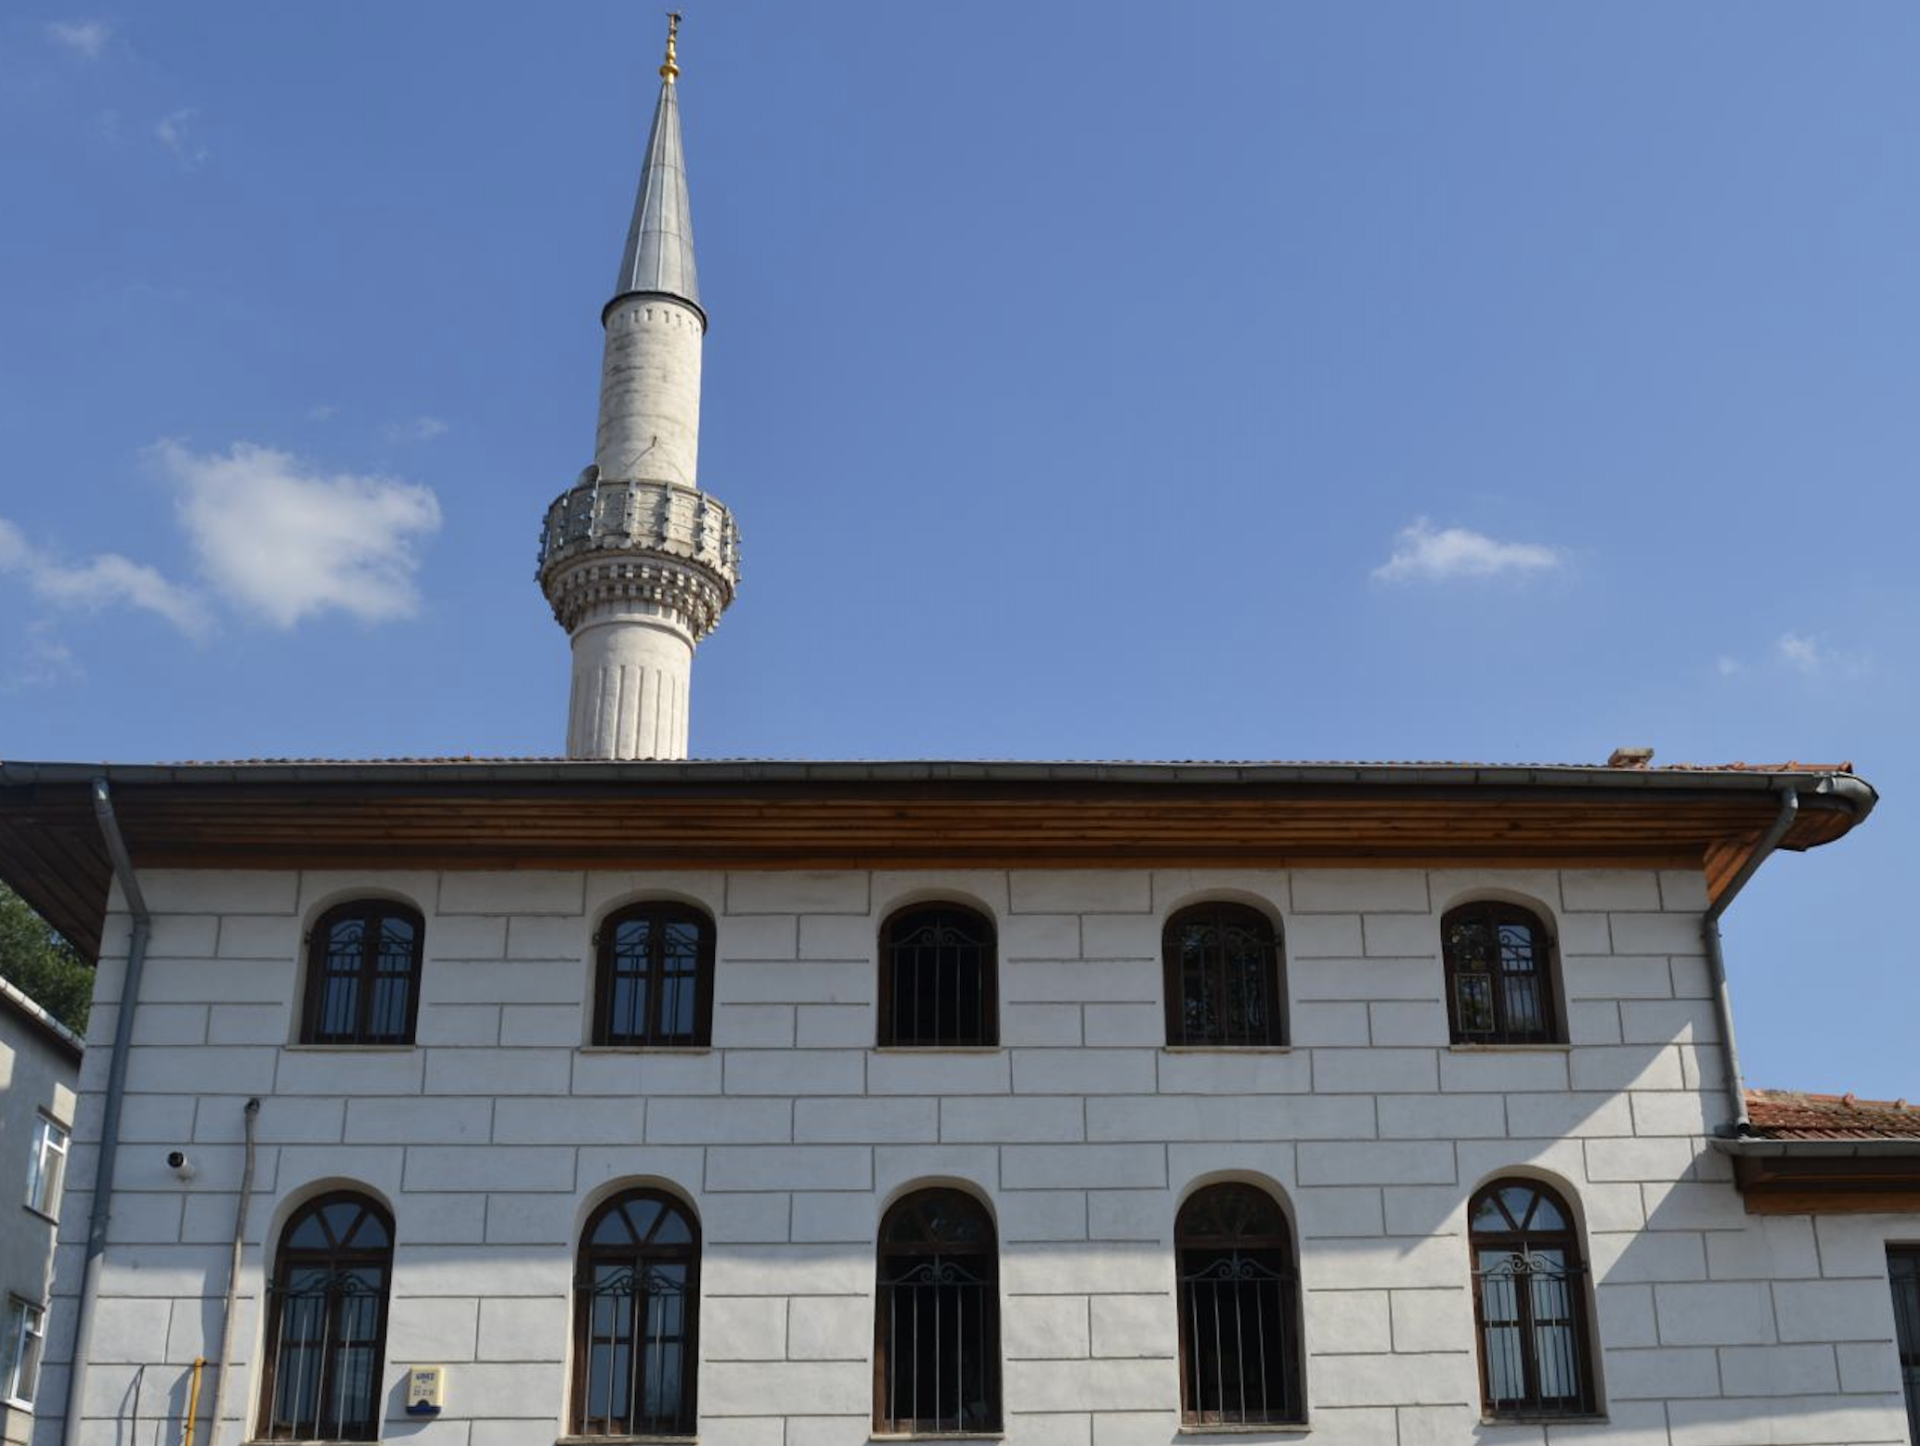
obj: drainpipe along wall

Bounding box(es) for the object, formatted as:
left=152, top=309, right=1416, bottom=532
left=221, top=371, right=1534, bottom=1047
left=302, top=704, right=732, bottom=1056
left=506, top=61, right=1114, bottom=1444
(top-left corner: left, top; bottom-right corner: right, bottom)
left=1704, top=783, right=1800, bottom=1138
left=62, top=779, right=152, bottom=1446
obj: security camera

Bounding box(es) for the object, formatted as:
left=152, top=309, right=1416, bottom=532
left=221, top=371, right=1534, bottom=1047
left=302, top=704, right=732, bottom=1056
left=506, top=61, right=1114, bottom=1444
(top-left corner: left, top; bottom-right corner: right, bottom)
left=166, top=1151, right=196, bottom=1181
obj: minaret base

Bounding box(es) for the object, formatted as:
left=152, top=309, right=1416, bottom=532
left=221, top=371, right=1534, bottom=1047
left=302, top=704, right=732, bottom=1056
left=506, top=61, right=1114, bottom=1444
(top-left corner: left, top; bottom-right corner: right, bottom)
left=566, top=603, right=695, bottom=760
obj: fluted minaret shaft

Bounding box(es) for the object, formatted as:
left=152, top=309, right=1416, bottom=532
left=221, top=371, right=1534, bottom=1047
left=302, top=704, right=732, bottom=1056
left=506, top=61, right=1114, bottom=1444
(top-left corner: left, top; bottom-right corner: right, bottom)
left=536, top=18, right=739, bottom=761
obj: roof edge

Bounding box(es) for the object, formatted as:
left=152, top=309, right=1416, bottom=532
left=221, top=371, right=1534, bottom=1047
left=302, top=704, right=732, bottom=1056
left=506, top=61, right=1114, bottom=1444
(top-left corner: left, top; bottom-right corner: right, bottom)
left=0, top=977, right=84, bottom=1062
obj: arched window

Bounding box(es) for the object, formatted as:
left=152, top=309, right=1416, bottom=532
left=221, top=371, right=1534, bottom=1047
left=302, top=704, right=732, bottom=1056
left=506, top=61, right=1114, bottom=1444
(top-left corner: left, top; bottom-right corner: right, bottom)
left=594, top=903, right=715, bottom=1047
left=1163, top=904, right=1285, bottom=1047
left=1469, top=1179, right=1596, bottom=1419
left=303, top=901, right=424, bottom=1045
left=258, top=1192, right=393, bottom=1441
left=878, top=905, right=997, bottom=1047
left=573, top=1190, right=700, bottom=1436
left=1443, top=902, right=1560, bottom=1045
left=1176, top=1184, right=1304, bottom=1427
left=875, top=1189, right=1001, bottom=1435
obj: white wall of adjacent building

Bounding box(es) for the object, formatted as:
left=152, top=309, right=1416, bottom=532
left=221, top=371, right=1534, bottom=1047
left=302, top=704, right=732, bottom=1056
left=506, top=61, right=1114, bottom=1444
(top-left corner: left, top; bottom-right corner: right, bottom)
left=31, top=865, right=1918, bottom=1446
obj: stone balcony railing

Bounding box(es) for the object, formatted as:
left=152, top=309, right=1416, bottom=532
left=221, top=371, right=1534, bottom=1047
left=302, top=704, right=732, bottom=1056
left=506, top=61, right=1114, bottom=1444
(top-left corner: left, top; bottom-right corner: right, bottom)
left=536, top=472, right=740, bottom=637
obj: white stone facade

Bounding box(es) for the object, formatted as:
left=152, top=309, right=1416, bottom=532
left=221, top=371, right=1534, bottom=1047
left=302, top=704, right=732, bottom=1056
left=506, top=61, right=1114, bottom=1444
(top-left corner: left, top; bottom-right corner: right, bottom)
left=35, top=865, right=1919, bottom=1446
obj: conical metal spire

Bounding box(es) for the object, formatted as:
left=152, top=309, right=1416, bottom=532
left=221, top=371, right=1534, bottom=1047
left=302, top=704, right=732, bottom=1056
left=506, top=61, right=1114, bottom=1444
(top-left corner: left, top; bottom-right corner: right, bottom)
left=613, top=14, right=700, bottom=318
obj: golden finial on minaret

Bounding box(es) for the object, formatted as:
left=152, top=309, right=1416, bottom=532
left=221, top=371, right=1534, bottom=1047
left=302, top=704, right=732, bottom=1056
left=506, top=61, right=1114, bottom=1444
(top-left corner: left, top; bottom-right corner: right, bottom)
left=660, top=11, right=682, bottom=81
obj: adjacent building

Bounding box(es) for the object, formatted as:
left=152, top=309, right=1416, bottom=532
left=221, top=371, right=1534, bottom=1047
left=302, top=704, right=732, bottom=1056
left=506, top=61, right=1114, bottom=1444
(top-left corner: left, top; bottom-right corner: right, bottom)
left=2, top=21, right=1915, bottom=1446
left=0, top=980, right=81, bottom=1446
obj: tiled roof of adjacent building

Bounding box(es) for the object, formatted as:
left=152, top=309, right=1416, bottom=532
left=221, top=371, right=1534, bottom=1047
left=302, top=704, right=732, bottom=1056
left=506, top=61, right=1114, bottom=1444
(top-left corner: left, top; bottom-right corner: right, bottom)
left=1746, top=1089, right=1920, bottom=1142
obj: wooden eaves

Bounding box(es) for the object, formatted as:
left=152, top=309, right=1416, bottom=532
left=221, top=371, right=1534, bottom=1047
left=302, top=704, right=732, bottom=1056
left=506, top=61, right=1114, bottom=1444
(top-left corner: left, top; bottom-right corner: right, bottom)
left=0, top=758, right=1876, bottom=964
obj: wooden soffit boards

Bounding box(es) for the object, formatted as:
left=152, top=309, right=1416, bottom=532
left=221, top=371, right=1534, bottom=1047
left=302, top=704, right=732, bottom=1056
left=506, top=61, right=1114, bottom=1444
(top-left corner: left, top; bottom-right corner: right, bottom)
left=1733, top=1154, right=1920, bottom=1216
left=0, top=768, right=1866, bottom=964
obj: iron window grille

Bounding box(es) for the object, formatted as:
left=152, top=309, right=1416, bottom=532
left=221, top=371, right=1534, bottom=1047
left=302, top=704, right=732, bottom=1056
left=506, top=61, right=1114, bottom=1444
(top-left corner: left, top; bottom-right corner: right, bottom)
left=302, top=902, right=424, bottom=1046
left=874, top=1188, right=1001, bottom=1435
left=25, top=1115, right=68, bottom=1218
left=2, top=1298, right=45, bottom=1408
left=1886, top=1246, right=1920, bottom=1443
left=594, top=903, right=715, bottom=1048
left=1468, top=1180, right=1595, bottom=1419
left=878, top=906, right=997, bottom=1048
left=573, top=1190, right=700, bottom=1437
left=1175, top=1184, right=1304, bottom=1427
left=1443, top=902, right=1560, bottom=1046
left=258, top=1193, right=393, bottom=1442
left=1163, top=903, right=1286, bottom=1048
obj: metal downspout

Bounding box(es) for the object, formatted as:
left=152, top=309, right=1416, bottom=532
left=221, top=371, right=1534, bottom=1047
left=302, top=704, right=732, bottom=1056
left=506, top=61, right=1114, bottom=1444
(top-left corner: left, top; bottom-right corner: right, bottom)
left=206, top=1098, right=260, bottom=1446
left=1704, top=783, right=1800, bottom=1138
left=63, top=779, right=152, bottom=1446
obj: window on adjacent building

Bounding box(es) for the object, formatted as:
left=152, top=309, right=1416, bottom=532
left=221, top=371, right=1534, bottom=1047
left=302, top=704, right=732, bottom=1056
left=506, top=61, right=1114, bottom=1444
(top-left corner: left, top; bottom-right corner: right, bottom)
left=594, top=903, right=715, bottom=1047
left=25, top=1115, right=68, bottom=1219
left=1443, top=902, right=1561, bottom=1046
left=258, top=1192, right=393, bottom=1441
left=1468, top=1179, right=1595, bottom=1419
left=2, top=1299, right=45, bottom=1408
left=874, top=1188, right=1001, bottom=1435
left=573, top=1190, right=700, bottom=1437
left=1885, top=1247, right=1920, bottom=1443
left=302, top=901, right=424, bottom=1045
left=1175, top=1183, right=1304, bottom=1427
left=878, top=905, right=997, bottom=1048
left=1163, top=903, right=1285, bottom=1047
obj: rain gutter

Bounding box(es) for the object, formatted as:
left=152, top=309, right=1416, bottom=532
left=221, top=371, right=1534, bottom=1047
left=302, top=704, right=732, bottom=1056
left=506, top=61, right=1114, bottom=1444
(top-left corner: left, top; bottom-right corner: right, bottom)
left=62, top=778, right=151, bottom=1446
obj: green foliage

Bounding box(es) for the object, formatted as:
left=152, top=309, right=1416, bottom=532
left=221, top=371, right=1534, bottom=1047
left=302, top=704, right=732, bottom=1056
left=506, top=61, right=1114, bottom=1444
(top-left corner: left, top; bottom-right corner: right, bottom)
left=0, top=882, right=93, bottom=1034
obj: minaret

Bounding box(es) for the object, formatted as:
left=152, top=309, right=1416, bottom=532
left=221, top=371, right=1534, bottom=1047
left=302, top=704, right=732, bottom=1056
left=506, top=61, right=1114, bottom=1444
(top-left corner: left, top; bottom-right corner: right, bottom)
left=537, top=13, right=740, bottom=760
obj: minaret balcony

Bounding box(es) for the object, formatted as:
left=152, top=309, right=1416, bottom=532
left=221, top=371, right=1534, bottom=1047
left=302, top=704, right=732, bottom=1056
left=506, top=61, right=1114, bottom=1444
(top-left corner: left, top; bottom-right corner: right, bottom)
left=537, top=474, right=740, bottom=639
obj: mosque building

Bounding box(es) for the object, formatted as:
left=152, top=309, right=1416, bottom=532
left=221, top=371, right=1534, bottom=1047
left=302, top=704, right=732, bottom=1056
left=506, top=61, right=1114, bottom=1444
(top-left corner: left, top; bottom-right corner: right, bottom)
left=5, top=19, right=1920, bottom=1446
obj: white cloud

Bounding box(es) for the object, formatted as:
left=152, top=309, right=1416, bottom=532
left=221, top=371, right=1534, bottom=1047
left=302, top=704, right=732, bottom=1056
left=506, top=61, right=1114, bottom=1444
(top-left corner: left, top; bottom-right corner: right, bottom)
left=1371, top=518, right=1565, bottom=584
left=384, top=415, right=449, bottom=443
left=307, top=403, right=339, bottom=422
left=1715, top=655, right=1744, bottom=677
left=154, top=108, right=208, bottom=169
left=154, top=440, right=442, bottom=628
left=45, top=20, right=112, bottom=59
left=1776, top=632, right=1823, bottom=672
left=0, top=516, right=212, bottom=637
left=1, top=622, right=83, bottom=693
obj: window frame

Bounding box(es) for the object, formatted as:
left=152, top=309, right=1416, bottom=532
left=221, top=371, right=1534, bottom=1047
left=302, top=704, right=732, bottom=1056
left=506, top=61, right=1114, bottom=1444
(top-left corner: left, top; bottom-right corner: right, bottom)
left=571, top=1188, right=701, bottom=1438
left=873, top=1187, right=1002, bottom=1436
left=2, top=1297, right=45, bottom=1409
left=1161, top=902, right=1287, bottom=1048
left=877, top=904, right=999, bottom=1049
left=592, top=902, right=717, bottom=1048
left=1174, top=1183, right=1305, bottom=1428
left=1885, top=1245, right=1920, bottom=1444
left=256, top=1191, right=395, bottom=1443
left=1467, top=1178, right=1597, bottom=1421
left=1442, top=900, right=1563, bottom=1047
left=300, top=900, right=426, bottom=1047
left=24, top=1114, right=69, bottom=1220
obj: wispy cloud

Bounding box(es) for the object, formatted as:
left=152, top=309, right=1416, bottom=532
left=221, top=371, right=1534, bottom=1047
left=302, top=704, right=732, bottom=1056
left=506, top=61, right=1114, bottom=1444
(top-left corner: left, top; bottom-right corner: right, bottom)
left=45, top=19, right=112, bottom=59
left=154, top=440, right=443, bottom=628
left=1776, top=632, right=1823, bottom=672
left=1715, top=655, right=1744, bottom=677
left=1715, top=631, right=1871, bottom=682
left=2, top=622, right=84, bottom=693
left=308, top=403, right=339, bottom=422
left=1371, top=518, right=1565, bottom=584
left=0, top=517, right=212, bottom=637
left=384, top=415, right=449, bottom=443
left=154, top=107, right=208, bottom=169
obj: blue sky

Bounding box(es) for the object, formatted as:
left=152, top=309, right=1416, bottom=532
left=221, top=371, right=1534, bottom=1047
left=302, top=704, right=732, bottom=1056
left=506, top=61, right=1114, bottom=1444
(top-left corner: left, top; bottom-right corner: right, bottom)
left=1, top=4, right=1914, bottom=1094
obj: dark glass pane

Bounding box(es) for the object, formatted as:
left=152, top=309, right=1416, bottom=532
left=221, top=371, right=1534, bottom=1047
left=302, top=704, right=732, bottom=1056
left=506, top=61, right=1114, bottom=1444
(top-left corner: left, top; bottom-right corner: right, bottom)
left=1454, top=974, right=1495, bottom=1035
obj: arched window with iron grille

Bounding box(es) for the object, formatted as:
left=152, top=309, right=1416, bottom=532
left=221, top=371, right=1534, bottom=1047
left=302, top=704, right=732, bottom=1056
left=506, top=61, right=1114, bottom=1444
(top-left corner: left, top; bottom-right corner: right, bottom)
left=1443, top=902, right=1561, bottom=1045
left=1175, top=1183, right=1304, bottom=1427
left=258, top=1192, right=393, bottom=1442
left=1468, top=1179, right=1596, bottom=1419
left=573, top=1190, right=700, bottom=1436
left=874, top=1188, right=1001, bottom=1435
left=302, top=901, right=424, bottom=1045
left=878, top=905, right=997, bottom=1047
left=594, top=903, right=715, bottom=1047
left=1162, top=903, right=1286, bottom=1047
